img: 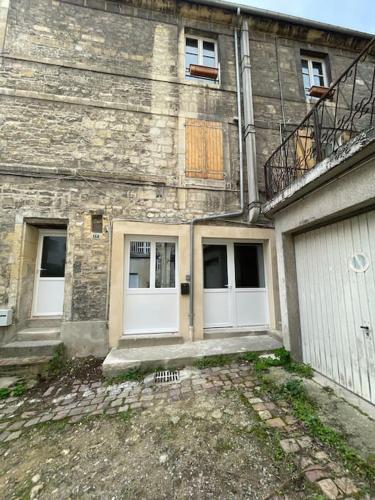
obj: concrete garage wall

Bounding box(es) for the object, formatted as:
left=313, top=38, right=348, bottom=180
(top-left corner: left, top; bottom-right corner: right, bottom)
left=271, top=145, right=375, bottom=359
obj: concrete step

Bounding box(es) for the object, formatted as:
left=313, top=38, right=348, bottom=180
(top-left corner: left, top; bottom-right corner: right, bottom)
left=102, top=334, right=282, bottom=378
left=204, top=328, right=268, bottom=340
left=0, top=356, right=53, bottom=377
left=0, top=340, right=63, bottom=358
left=118, top=333, right=184, bottom=349
left=16, top=327, right=61, bottom=341
left=25, top=317, right=62, bottom=329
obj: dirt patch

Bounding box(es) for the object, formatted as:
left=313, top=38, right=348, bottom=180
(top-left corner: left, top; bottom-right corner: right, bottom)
left=0, top=390, right=307, bottom=499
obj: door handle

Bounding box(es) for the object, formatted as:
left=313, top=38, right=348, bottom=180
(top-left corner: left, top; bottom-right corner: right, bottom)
left=360, top=325, right=370, bottom=337
left=224, top=284, right=232, bottom=289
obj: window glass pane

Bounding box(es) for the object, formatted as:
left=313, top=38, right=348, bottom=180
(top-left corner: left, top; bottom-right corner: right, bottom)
left=186, top=52, right=199, bottom=68
left=313, top=74, right=325, bottom=86
left=203, top=55, right=216, bottom=67
left=301, top=59, right=309, bottom=72
left=234, top=244, right=265, bottom=288
left=155, top=242, right=176, bottom=288
left=40, top=236, right=66, bottom=278
left=312, top=61, right=323, bottom=76
left=186, top=38, right=198, bottom=53
left=303, top=73, right=311, bottom=92
left=203, top=245, right=228, bottom=288
left=129, top=241, right=150, bottom=288
left=203, top=41, right=215, bottom=55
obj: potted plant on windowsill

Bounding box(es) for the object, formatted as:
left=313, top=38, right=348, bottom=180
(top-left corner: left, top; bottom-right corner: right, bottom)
left=189, top=64, right=218, bottom=80
left=308, top=85, right=334, bottom=99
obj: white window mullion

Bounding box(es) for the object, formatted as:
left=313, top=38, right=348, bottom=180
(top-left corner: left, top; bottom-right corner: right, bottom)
left=150, top=241, right=156, bottom=289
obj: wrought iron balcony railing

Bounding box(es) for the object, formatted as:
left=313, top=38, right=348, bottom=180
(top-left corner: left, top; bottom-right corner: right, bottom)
left=264, top=37, right=375, bottom=199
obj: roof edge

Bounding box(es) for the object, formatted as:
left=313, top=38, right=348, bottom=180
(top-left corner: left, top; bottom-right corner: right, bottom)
left=185, top=0, right=373, bottom=39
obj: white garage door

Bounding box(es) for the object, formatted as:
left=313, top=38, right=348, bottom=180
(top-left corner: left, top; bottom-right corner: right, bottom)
left=295, top=211, right=375, bottom=405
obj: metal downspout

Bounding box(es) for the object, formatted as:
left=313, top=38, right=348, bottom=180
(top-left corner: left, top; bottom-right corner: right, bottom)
left=240, top=19, right=261, bottom=223
left=188, top=23, right=244, bottom=340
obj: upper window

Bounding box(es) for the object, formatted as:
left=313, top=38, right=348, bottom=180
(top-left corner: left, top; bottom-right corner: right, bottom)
left=301, top=56, right=328, bottom=96
left=185, top=36, right=219, bottom=83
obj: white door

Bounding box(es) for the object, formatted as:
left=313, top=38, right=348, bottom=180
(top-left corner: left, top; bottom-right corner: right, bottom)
left=124, top=236, right=178, bottom=335
left=203, top=241, right=269, bottom=328
left=295, top=211, right=375, bottom=404
left=32, top=230, right=66, bottom=316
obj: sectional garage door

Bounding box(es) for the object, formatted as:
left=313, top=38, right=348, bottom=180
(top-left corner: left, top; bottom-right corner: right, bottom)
left=295, top=211, right=375, bottom=404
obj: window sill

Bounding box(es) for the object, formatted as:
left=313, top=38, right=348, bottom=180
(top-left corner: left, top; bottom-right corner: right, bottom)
left=183, top=78, right=221, bottom=90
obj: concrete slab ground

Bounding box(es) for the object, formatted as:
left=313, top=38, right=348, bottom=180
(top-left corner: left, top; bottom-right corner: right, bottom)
left=102, top=334, right=282, bottom=377
left=265, top=367, right=375, bottom=463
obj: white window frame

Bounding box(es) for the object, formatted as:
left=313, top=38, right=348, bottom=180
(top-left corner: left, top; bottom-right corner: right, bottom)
left=301, top=56, right=329, bottom=96
left=185, top=34, right=219, bottom=83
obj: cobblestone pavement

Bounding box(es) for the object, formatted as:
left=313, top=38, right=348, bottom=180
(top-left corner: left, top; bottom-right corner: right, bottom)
left=0, top=363, right=367, bottom=498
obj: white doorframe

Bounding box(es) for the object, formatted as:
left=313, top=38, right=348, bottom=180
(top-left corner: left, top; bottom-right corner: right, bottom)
left=32, top=229, right=67, bottom=317
left=124, top=235, right=179, bottom=335
left=203, top=239, right=269, bottom=329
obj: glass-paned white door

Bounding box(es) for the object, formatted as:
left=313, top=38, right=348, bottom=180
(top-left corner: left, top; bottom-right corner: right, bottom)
left=124, top=236, right=178, bottom=335
left=32, top=230, right=66, bottom=316
left=203, top=241, right=268, bottom=328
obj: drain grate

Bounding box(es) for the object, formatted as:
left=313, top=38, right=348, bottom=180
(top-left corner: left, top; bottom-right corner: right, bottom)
left=154, top=370, right=180, bottom=384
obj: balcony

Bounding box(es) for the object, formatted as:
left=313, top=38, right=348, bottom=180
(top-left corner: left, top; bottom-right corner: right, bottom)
left=264, top=38, right=375, bottom=200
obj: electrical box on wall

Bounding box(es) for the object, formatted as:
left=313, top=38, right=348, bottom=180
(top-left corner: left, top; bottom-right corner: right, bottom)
left=0, top=308, right=13, bottom=327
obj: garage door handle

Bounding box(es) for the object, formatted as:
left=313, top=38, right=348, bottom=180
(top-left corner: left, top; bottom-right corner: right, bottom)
left=360, top=325, right=370, bottom=337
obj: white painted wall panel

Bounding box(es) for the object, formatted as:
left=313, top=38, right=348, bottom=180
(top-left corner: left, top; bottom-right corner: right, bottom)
left=295, top=211, right=375, bottom=405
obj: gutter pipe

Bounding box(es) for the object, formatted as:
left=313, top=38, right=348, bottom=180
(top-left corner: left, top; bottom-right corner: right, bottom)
left=240, top=19, right=260, bottom=223
left=188, top=17, right=244, bottom=339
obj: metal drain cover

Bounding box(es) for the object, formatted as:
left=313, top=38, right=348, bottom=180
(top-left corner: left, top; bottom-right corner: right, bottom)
left=154, top=370, right=180, bottom=384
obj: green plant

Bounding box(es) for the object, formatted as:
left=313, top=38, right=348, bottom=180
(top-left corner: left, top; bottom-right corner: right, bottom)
left=0, top=388, right=10, bottom=399
left=285, top=362, right=314, bottom=378
left=260, top=378, right=375, bottom=483
left=48, top=344, right=67, bottom=376
left=11, top=383, right=27, bottom=397
left=241, top=351, right=260, bottom=362
left=194, top=355, right=234, bottom=369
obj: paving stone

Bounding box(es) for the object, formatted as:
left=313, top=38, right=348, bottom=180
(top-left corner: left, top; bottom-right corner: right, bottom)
left=334, top=477, right=358, bottom=496
left=130, top=402, right=142, bottom=409
left=304, top=465, right=329, bottom=482
left=7, top=420, right=25, bottom=431
left=118, top=405, right=129, bottom=413
left=258, top=410, right=272, bottom=421
left=266, top=417, right=285, bottom=428
left=0, top=431, right=9, bottom=441
left=297, top=436, right=313, bottom=449
left=111, top=399, right=124, bottom=407
left=39, top=414, right=53, bottom=423
left=314, top=450, right=329, bottom=462
left=318, top=478, right=340, bottom=499
left=53, top=411, right=69, bottom=420
left=248, top=397, right=263, bottom=404
left=280, top=438, right=300, bottom=453
left=24, top=418, right=40, bottom=428
left=42, top=386, right=55, bottom=397
left=0, top=422, right=9, bottom=431
left=4, top=431, right=22, bottom=442
left=284, top=415, right=297, bottom=425
left=252, top=403, right=266, bottom=411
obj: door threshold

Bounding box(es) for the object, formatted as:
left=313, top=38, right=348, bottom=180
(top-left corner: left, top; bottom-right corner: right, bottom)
left=204, top=327, right=269, bottom=340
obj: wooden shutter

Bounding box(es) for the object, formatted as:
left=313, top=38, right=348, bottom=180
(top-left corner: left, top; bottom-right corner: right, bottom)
left=185, top=119, right=223, bottom=180
left=295, top=128, right=316, bottom=171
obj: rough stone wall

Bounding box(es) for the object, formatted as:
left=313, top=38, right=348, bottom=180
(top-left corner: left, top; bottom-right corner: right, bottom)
left=0, top=0, right=370, bottom=349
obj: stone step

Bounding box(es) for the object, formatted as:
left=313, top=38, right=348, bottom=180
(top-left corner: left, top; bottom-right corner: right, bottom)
left=0, top=356, right=53, bottom=377
left=25, top=317, right=62, bottom=329
left=118, top=333, right=184, bottom=349
left=204, top=328, right=268, bottom=340
left=0, top=340, right=63, bottom=358
left=16, top=327, right=61, bottom=341
left=102, top=334, right=282, bottom=378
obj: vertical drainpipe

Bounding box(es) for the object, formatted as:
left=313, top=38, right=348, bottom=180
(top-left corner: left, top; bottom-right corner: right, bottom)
left=240, top=19, right=261, bottom=223
left=188, top=16, right=245, bottom=340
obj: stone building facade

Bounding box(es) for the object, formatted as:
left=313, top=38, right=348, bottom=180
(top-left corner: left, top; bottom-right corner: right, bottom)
left=0, top=0, right=371, bottom=358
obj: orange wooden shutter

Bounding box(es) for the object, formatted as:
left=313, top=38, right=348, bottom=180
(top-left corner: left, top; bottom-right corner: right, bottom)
left=295, top=127, right=316, bottom=171
left=185, top=119, right=223, bottom=180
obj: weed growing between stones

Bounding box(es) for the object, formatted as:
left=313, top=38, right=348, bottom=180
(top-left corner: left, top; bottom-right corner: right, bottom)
left=240, top=347, right=314, bottom=378
left=48, top=344, right=68, bottom=377
left=193, top=355, right=235, bottom=369
left=0, top=382, right=27, bottom=400
left=258, top=376, right=375, bottom=485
